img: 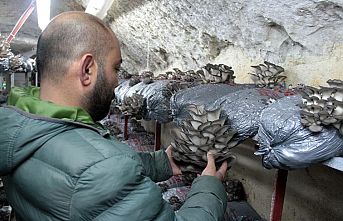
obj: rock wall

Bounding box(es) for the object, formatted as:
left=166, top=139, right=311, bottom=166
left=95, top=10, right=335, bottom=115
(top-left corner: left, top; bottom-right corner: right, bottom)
left=79, top=0, right=343, bottom=86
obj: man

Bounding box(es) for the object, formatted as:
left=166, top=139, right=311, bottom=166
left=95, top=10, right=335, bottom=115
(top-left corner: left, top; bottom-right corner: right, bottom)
left=0, top=12, right=228, bottom=221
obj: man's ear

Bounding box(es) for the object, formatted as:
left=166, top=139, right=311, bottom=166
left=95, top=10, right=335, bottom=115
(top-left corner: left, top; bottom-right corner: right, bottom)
left=80, top=54, right=95, bottom=86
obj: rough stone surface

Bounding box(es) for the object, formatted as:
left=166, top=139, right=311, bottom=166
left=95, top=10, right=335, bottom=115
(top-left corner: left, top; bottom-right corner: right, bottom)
left=2, top=0, right=342, bottom=85
left=83, top=0, right=343, bottom=87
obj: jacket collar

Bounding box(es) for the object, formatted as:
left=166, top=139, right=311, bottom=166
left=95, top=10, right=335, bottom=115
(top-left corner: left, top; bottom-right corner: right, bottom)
left=7, top=86, right=97, bottom=126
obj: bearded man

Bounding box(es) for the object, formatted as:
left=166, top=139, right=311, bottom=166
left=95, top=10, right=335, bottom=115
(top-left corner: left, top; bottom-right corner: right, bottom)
left=0, top=11, right=228, bottom=221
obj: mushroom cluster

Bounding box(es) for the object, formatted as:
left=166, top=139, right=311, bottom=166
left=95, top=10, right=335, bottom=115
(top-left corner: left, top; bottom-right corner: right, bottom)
left=129, top=118, right=146, bottom=133
left=164, top=81, right=193, bottom=96
left=101, top=119, right=122, bottom=136
left=128, top=75, right=141, bottom=86
left=118, top=69, right=132, bottom=79
left=248, top=61, right=286, bottom=88
left=117, top=93, right=145, bottom=118
left=223, top=179, right=246, bottom=202
left=197, top=63, right=235, bottom=84
left=139, top=70, right=154, bottom=84
left=122, top=63, right=235, bottom=85
left=109, top=99, right=122, bottom=115
left=157, top=68, right=202, bottom=82
left=9, top=54, right=23, bottom=70
left=118, top=69, right=155, bottom=84
left=0, top=177, right=11, bottom=221
left=299, top=79, right=343, bottom=135
left=171, top=105, right=237, bottom=173
left=0, top=34, right=23, bottom=72
left=156, top=64, right=235, bottom=84
left=168, top=196, right=183, bottom=211
left=0, top=35, right=10, bottom=58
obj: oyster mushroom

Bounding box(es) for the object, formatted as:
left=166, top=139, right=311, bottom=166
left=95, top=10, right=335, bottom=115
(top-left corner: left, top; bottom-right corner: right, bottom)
left=0, top=34, right=11, bottom=58
left=139, top=70, right=154, bottom=78
left=1, top=34, right=24, bottom=72
left=9, top=54, right=23, bottom=71
left=129, top=76, right=141, bottom=86
left=299, top=79, right=343, bottom=135
left=100, top=119, right=122, bottom=136
left=155, top=67, right=204, bottom=82
left=171, top=105, right=237, bottom=173
left=248, top=61, right=286, bottom=88
left=199, top=63, right=235, bottom=84
left=142, top=77, right=154, bottom=84
left=109, top=99, right=122, bottom=115
left=139, top=70, right=154, bottom=84
left=156, top=74, right=168, bottom=80
left=116, top=93, right=145, bottom=117
left=327, top=79, right=343, bottom=89
left=118, top=69, right=132, bottom=79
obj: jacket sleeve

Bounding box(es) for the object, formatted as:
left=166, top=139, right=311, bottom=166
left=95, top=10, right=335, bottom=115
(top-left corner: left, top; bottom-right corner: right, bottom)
left=70, top=154, right=168, bottom=221
left=70, top=154, right=227, bottom=221
left=137, top=150, right=173, bottom=182
left=175, top=175, right=228, bottom=221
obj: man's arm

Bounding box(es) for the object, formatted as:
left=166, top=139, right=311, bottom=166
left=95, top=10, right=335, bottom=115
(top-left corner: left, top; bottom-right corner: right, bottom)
left=137, top=149, right=173, bottom=182
left=70, top=152, right=228, bottom=221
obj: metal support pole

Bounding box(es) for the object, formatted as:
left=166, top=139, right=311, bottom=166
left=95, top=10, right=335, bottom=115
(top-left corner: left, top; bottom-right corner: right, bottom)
left=25, top=72, right=29, bottom=86
left=10, top=73, right=14, bottom=88
left=124, top=115, right=129, bottom=140
left=5, top=73, right=11, bottom=91
left=270, top=169, right=288, bottom=221
left=154, top=121, right=161, bottom=151
left=6, top=0, right=36, bottom=43
left=35, top=71, right=39, bottom=86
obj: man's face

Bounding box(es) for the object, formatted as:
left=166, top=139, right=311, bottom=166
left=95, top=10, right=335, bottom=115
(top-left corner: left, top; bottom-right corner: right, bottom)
left=84, top=63, right=115, bottom=121
left=83, top=43, right=121, bottom=122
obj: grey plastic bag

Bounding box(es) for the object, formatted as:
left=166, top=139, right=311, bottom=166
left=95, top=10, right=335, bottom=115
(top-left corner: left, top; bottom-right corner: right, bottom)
left=115, top=80, right=183, bottom=122
left=255, top=95, right=343, bottom=169
left=209, top=88, right=282, bottom=141
left=171, top=84, right=255, bottom=124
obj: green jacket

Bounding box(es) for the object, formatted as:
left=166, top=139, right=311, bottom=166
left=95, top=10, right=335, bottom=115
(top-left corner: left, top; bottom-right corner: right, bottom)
left=0, top=87, right=227, bottom=221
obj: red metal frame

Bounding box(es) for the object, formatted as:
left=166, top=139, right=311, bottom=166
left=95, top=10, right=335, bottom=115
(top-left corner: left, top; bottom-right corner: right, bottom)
left=270, top=169, right=288, bottom=221
left=154, top=121, right=161, bottom=151
left=124, top=115, right=129, bottom=140
left=6, top=0, right=36, bottom=43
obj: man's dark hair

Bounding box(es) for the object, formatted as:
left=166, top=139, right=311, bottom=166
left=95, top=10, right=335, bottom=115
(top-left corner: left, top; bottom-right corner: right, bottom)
left=36, top=12, right=114, bottom=82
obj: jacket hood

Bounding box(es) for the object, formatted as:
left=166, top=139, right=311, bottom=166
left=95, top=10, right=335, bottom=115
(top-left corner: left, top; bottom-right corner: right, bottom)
left=0, top=87, right=102, bottom=176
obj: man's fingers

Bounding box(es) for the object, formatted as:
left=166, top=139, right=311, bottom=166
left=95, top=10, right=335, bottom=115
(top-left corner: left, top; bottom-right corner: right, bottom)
left=202, top=152, right=231, bottom=180
left=215, top=161, right=228, bottom=181
left=166, top=145, right=172, bottom=154
left=206, top=152, right=216, bottom=168
left=205, top=152, right=216, bottom=172
left=201, top=152, right=216, bottom=176
left=218, top=161, right=228, bottom=176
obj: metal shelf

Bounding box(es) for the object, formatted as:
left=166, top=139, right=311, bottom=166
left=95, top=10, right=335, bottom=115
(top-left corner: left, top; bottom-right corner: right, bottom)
left=323, top=157, right=343, bottom=172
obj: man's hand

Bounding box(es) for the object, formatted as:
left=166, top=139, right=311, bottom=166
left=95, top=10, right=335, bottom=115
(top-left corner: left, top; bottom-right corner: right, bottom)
left=201, top=151, right=228, bottom=181
left=165, top=145, right=182, bottom=176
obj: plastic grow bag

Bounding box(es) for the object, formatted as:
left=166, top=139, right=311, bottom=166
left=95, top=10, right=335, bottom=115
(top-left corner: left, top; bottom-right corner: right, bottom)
left=255, top=95, right=343, bottom=169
